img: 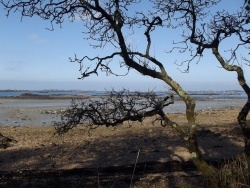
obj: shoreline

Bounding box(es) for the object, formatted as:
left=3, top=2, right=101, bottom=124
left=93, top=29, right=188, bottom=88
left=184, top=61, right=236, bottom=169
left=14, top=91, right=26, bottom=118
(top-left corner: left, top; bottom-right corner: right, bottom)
left=0, top=97, right=247, bottom=126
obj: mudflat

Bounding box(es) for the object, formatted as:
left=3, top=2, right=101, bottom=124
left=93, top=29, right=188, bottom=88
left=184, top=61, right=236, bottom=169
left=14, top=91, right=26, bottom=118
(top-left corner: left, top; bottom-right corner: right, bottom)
left=0, top=97, right=248, bottom=187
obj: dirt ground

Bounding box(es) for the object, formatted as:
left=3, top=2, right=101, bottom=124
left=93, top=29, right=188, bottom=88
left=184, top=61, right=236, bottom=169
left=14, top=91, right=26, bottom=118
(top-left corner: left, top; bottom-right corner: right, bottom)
left=0, top=106, right=247, bottom=187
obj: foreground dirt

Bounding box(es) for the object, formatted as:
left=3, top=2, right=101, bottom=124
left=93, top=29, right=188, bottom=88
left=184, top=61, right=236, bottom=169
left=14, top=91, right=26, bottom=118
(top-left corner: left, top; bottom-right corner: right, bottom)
left=0, top=107, right=247, bottom=187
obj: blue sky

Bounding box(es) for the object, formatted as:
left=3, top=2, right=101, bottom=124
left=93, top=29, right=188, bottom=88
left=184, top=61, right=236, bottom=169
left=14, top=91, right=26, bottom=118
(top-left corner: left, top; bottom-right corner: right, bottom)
left=0, top=0, right=248, bottom=91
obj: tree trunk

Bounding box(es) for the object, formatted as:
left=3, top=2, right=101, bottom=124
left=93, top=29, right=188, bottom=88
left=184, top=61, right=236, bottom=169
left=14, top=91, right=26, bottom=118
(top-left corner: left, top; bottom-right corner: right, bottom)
left=238, top=84, right=250, bottom=156
left=160, top=77, right=216, bottom=177
left=185, top=112, right=217, bottom=177
left=187, top=136, right=216, bottom=177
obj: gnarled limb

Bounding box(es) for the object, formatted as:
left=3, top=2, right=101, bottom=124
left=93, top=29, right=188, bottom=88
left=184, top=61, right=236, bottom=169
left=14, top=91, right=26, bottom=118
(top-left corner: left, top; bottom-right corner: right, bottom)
left=55, top=90, right=175, bottom=134
left=1, top=0, right=214, bottom=178
left=155, top=0, right=250, bottom=157
left=55, top=89, right=216, bottom=176
left=213, top=47, right=250, bottom=156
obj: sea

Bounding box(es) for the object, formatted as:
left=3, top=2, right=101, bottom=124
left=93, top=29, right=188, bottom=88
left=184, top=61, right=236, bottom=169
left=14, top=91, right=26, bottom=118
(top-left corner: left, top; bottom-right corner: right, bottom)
left=0, top=90, right=247, bottom=99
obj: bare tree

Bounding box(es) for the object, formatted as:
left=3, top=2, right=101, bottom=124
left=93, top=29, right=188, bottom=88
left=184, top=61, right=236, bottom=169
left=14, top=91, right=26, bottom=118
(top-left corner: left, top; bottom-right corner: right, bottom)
left=245, top=0, right=250, bottom=11
left=154, top=0, right=250, bottom=155
left=55, top=90, right=174, bottom=133
left=1, top=0, right=216, bottom=176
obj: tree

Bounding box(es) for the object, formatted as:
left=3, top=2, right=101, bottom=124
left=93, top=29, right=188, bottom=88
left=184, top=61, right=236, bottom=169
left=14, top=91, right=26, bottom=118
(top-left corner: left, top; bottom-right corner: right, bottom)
left=55, top=90, right=175, bottom=134
left=154, top=0, right=250, bottom=155
left=1, top=0, right=231, bottom=178
left=245, top=0, right=250, bottom=11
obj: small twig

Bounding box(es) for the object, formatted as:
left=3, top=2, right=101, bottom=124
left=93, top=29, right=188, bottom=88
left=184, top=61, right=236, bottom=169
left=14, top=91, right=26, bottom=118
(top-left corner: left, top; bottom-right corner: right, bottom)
left=130, top=149, right=140, bottom=188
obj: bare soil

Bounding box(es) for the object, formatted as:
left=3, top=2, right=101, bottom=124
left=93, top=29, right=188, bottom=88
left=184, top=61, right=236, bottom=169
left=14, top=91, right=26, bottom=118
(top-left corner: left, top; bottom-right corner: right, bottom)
left=0, top=107, right=247, bottom=187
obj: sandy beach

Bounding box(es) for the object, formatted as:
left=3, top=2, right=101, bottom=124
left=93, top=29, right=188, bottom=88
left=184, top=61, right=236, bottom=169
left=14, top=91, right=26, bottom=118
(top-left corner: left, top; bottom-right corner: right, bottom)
left=0, top=96, right=248, bottom=187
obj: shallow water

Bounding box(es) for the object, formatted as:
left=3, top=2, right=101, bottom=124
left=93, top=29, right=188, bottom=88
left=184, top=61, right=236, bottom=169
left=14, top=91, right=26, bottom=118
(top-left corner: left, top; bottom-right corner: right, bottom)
left=0, top=99, right=72, bottom=108
left=0, top=97, right=247, bottom=126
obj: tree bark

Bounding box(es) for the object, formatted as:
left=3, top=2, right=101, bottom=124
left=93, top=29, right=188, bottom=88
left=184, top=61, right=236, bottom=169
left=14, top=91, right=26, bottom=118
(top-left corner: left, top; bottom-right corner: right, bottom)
left=159, top=77, right=216, bottom=177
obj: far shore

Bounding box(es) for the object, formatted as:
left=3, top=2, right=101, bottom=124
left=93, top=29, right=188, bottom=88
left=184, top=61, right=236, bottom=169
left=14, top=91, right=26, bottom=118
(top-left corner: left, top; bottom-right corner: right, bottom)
left=0, top=93, right=92, bottom=100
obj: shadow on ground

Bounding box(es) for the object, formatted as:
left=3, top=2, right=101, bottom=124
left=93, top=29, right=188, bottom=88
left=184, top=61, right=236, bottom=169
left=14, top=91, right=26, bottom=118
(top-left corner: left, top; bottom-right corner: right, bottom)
left=0, top=122, right=245, bottom=187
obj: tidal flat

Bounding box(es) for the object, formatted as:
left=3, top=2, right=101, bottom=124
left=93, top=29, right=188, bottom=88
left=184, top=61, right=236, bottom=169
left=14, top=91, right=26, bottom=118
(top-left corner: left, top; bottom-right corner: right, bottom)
left=0, top=95, right=246, bottom=126
left=0, top=96, right=248, bottom=187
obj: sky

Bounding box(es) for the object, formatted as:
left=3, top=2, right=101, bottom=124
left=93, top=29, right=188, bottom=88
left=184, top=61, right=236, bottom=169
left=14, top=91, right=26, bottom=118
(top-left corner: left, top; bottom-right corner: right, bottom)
left=0, top=0, right=249, bottom=91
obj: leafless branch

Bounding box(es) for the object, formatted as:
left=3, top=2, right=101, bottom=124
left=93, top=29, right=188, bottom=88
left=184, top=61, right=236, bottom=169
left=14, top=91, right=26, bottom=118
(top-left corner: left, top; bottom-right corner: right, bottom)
left=55, top=89, right=174, bottom=134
